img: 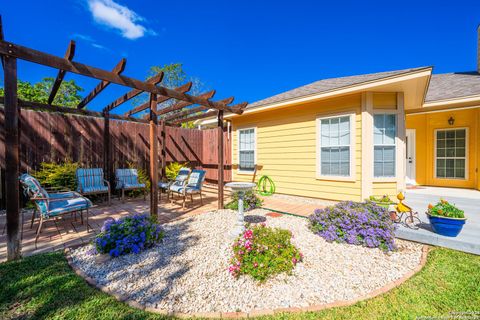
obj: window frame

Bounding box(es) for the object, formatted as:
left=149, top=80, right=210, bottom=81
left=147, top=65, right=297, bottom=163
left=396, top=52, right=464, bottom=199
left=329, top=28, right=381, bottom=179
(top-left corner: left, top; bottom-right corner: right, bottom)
left=316, top=112, right=356, bottom=181
left=434, top=127, right=468, bottom=180
left=237, top=126, right=257, bottom=174
left=372, top=110, right=398, bottom=181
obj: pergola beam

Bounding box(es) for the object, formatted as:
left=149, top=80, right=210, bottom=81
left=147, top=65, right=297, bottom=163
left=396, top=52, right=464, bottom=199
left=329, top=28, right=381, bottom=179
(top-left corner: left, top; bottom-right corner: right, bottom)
left=161, top=90, right=217, bottom=120
left=77, top=58, right=126, bottom=109
left=125, top=82, right=192, bottom=117
left=169, top=101, right=245, bottom=125
left=165, top=95, right=232, bottom=121
left=0, top=40, right=245, bottom=114
left=103, top=72, right=163, bottom=113
left=47, top=40, right=75, bottom=104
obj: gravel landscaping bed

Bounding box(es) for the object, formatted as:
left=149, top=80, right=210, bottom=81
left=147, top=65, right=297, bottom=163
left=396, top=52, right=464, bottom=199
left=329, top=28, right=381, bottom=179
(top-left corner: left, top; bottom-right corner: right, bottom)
left=69, top=209, right=423, bottom=314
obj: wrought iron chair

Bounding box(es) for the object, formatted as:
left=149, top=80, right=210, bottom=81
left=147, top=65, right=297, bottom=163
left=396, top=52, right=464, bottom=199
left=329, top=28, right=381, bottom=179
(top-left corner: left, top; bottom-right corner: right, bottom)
left=19, top=173, right=92, bottom=247
left=76, top=168, right=111, bottom=205
left=169, top=169, right=206, bottom=209
left=115, top=168, right=146, bottom=202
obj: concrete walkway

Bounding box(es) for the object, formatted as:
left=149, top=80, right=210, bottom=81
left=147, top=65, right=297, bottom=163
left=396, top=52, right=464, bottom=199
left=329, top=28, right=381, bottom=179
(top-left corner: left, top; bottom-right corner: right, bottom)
left=397, top=187, right=480, bottom=255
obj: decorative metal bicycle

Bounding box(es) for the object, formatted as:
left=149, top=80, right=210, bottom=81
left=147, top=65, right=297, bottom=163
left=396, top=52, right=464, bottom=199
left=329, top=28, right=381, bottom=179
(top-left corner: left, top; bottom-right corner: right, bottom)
left=392, top=192, right=422, bottom=229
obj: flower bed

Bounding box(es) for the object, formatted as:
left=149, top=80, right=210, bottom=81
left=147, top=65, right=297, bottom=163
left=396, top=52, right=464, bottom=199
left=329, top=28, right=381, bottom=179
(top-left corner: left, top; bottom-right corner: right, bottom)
left=94, top=214, right=164, bottom=257
left=229, top=224, right=303, bottom=281
left=309, top=201, right=396, bottom=252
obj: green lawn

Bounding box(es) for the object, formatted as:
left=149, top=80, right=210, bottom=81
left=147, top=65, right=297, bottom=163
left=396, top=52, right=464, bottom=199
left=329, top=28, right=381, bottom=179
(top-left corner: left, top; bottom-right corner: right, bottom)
left=0, top=248, right=479, bottom=320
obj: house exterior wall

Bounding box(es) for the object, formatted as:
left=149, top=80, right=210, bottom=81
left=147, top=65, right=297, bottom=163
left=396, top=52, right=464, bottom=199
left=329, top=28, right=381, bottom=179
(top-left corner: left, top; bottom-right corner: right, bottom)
left=230, top=92, right=404, bottom=202
left=406, top=107, right=480, bottom=190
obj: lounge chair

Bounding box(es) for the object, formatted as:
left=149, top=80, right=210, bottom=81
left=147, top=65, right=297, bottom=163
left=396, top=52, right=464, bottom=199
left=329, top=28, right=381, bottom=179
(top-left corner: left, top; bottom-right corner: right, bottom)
left=158, top=167, right=191, bottom=200
left=76, top=168, right=111, bottom=204
left=115, top=168, right=146, bottom=202
left=169, top=169, right=206, bottom=209
left=19, top=173, right=92, bottom=247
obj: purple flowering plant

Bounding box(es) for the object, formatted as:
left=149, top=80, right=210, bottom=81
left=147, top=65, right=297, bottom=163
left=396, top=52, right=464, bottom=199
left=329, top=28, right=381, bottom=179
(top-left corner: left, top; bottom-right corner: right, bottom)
left=228, top=223, right=303, bottom=281
left=94, top=214, right=164, bottom=257
left=309, top=201, right=397, bottom=252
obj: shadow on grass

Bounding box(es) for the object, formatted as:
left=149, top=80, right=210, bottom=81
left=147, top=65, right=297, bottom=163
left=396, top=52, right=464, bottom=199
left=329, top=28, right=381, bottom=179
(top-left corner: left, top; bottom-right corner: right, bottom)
left=0, top=218, right=200, bottom=319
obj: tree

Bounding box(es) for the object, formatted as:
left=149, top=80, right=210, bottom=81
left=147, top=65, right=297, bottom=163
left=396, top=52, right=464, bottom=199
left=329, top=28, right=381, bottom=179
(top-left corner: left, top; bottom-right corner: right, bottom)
left=0, top=78, right=84, bottom=108
left=132, top=63, right=207, bottom=128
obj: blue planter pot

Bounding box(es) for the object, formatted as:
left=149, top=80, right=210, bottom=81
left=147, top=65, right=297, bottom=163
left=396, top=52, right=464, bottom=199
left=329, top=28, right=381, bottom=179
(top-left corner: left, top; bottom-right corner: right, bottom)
left=427, top=213, right=466, bottom=237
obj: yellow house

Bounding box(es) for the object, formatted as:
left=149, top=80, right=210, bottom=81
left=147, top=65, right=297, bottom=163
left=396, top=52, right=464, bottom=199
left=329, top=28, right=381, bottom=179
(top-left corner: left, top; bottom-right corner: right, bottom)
left=201, top=30, right=480, bottom=202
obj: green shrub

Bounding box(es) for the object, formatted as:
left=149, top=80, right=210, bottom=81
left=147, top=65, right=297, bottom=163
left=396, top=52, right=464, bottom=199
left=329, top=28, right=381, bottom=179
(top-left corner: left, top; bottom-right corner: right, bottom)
left=165, top=162, right=189, bottom=180
left=428, top=200, right=465, bottom=219
left=229, top=224, right=303, bottom=281
left=369, top=195, right=395, bottom=204
left=225, top=190, right=263, bottom=211
left=32, top=161, right=79, bottom=191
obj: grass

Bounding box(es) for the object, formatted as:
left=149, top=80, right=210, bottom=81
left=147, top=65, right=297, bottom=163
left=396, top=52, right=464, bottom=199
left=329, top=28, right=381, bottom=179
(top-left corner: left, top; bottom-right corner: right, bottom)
left=0, top=248, right=479, bottom=319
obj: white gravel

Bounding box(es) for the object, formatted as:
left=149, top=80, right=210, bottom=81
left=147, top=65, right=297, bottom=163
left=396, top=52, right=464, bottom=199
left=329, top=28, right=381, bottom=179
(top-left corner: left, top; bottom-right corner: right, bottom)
left=69, top=209, right=423, bottom=314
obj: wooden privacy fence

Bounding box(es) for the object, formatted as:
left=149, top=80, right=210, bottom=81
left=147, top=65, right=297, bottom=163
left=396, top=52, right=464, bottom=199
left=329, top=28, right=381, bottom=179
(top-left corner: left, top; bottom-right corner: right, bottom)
left=0, top=108, right=231, bottom=208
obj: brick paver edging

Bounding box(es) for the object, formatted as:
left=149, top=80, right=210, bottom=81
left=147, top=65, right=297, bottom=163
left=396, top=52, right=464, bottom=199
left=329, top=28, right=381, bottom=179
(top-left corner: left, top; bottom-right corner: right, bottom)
left=65, top=245, right=429, bottom=319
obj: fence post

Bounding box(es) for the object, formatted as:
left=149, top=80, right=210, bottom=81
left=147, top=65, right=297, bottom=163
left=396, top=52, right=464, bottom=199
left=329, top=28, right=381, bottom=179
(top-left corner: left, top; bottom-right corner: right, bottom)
left=217, top=110, right=224, bottom=209
left=4, top=56, right=21, bottom=260
left=103, top=112, right=114, bottom=188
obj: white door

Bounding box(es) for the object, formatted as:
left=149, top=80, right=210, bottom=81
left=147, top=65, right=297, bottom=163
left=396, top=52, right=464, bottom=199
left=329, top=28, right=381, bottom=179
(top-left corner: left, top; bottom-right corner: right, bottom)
left=405, top=129, right=416, bottom=185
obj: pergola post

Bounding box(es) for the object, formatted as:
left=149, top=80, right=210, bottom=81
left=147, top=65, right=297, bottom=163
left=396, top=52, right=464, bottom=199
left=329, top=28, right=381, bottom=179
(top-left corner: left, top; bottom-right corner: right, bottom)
left=149, top=94, right=159, bottom=217
left=103, top=112, right=113, bottom=188
left=4, top=56, right=21, bottom=260
left=217, top=110, right=224, bottom=209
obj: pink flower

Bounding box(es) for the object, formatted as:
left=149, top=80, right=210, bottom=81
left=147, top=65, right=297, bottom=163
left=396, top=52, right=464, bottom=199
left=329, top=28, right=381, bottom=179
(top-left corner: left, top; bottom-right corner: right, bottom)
left=292, top=257, right=297, bottom=265
left=243, top=229, right=254, bottom=240
left=254, top=262, right=258, bottom=268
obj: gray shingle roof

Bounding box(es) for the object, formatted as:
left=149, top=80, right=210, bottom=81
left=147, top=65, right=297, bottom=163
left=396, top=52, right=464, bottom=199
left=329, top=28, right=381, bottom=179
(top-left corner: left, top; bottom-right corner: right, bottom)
left=426, top=72, right=480, bottom=102
left=247, top=67, right=430, bottom=108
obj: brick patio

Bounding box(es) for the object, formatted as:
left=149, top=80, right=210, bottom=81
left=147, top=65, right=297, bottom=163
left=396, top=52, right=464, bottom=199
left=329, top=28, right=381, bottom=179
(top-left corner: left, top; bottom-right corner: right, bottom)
left=0, top=185, right=331, bottom=262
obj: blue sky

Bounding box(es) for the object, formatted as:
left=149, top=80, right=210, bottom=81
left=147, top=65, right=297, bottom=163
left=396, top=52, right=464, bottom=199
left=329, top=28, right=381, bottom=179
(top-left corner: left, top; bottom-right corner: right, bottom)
left=1, top=0, right=480, bottom=115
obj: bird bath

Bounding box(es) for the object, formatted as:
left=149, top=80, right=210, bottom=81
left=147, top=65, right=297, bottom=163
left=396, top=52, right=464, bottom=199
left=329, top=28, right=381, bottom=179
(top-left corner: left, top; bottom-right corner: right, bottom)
left=225, top=182, right=257, bottom=238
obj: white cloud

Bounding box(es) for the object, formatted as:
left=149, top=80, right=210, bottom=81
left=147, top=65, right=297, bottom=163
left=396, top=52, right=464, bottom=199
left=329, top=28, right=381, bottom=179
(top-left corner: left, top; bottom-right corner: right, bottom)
left=72, top=33, right=109, bottom=50
left=87, top=0, right=155, bottom=39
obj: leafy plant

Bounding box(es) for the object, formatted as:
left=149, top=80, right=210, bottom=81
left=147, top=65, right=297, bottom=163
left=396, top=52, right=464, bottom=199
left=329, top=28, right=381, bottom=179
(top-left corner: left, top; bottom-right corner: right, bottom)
left=369, top=195, right=395, bottom=204
left=94, top=214, right=164, bottom=257
left=428, top=200, right=465, bottom=219
left=32, top=161, right=79, bottom=191
left=165, top=162, right=189, bottom=181
left=225, top=190, right=263, bottom=211
left=309, top=201, right=397, bottom=252
left=228, top=224, right=303, bottom=281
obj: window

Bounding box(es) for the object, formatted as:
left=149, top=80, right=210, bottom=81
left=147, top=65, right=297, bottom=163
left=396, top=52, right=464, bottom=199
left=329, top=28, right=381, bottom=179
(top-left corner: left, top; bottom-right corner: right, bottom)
left=318, top=115, right=351, bottom=177
left=435, top=129, right=466, bottom=179
left=374, top=114, right=396, bottom=177
left=238, top=128, right=255, bottom=172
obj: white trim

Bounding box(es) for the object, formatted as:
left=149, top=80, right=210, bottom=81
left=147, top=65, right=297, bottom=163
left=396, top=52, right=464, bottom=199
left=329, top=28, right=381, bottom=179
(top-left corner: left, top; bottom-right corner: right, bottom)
left=423, top=95, right=480, bottom=107
left=361, top=92, right=374, bottom=199
left=406, top=105, right=480, bottom=115
left=433, top=127, right=469, bottom=181
left=237, top=126, right=257, bottom=174
left=316, top=112, right=356, bottom=181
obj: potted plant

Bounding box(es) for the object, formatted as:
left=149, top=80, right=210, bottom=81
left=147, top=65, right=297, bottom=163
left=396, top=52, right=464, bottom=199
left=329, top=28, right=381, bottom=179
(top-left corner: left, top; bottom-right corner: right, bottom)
left=427, top=200, right=466, bottom=237
left=369, top=195, right=397, bottom=220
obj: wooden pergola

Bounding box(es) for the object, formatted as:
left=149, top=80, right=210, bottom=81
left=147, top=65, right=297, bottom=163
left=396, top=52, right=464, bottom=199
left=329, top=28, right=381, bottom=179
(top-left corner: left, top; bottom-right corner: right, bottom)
left=0, top=17, right=247, bottom=260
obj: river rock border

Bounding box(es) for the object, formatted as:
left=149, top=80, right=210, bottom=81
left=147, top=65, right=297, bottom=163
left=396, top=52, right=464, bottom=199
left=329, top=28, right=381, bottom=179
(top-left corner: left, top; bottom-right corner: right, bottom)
left=65, top=245, right=429, bottom=319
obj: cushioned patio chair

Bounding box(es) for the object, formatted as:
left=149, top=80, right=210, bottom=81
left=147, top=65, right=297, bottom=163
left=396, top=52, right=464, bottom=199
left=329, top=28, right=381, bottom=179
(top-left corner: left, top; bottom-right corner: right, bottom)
left=19, top=173, right=92, bottom=247
left=115, top=168, right=146, bottom=202
left=76, top=168, right=110, bottom=205
left=158, top=167, right=191, bottom=200
left=169, top=169, right=206, bottom=209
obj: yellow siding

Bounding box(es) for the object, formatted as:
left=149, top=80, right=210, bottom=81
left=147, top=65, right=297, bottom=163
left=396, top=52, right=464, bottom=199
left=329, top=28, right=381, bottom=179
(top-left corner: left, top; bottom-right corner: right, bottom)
left=232, top=94, right=363, bottom=202
left=406, top=108, right=479, bottom=189
left=372, top=182, right=398, bottom=199
left=373, top=93, right=397, bottom=109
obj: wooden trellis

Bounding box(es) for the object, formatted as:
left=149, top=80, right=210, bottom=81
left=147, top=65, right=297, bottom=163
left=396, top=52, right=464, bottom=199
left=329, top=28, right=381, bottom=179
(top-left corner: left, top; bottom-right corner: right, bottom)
left=0, top=16, right=247, bottom=261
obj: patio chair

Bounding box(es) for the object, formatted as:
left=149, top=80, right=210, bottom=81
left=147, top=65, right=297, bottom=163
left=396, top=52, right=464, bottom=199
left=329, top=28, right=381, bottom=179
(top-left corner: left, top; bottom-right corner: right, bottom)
left=158, top=167, right=191, bottom=200
left=76, top=168, right=111, bottom=205
left=169, top=169, right=206, bottom=209
left=115, top=168, right=146, bottom=202
left=19, top=173, right=92, bottom=247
